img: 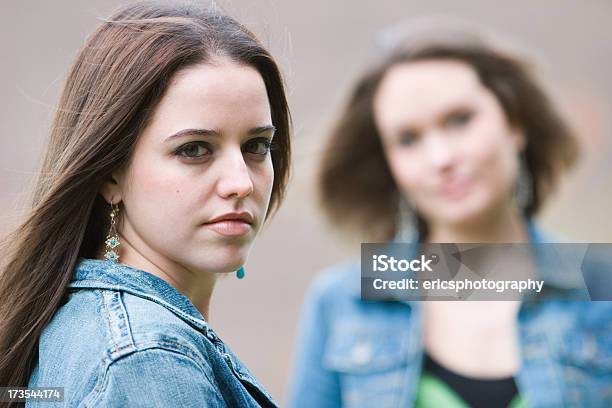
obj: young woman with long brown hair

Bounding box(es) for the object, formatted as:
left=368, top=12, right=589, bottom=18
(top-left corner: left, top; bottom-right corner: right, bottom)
left=0, top=1, right=290, bottom=406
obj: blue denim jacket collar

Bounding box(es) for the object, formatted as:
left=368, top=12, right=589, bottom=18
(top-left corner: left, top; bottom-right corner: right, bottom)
left=69, top=258, right=214, bottom=338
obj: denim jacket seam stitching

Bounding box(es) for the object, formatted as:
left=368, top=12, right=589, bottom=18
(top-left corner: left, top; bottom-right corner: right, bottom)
left=76, top=357, right=112, bottom=408
left=220, top=356, right=275, bottom=406
left=108, top=291, right=137, bottom=355
left=116, top=291, right=136, bottom=348
left=99, top=290, right=118, bottom=356
left=126, top=339, right=224, bottom=391
left=78, top=347, right=218, bottom=407
left=101, top=290, right=129, bottom=356
left=72, top=283, right=210, bottom=335
left=131, top=339, right=202, bottom=364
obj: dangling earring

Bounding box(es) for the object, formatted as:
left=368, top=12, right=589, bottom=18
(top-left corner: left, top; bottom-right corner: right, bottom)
left=104, top=200, right=121, bottom=263
left=514, top=153, right=532, bottom=213
left=236, top=266, right=245, bottom=279
left=395, top=196, right=417, bottom=243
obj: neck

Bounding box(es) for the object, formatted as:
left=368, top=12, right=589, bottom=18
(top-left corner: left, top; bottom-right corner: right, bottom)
left=97, top=235, right=217, bottom=321
left=426, top=204, right=529, bottom=244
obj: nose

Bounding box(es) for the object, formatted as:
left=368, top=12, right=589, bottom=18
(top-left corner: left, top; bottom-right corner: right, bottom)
left=216, top=149, right=254, bottom=199
left=422, top=131, right=457, bottom=172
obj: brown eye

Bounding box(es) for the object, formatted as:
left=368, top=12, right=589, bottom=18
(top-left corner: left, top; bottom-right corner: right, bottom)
left=399, top=130, right=420, bottom=146
left=176, top=142, right=211, bottom=159
left=243, top=138, right=272, bottom=156
left=446, top=111, right=473, bottom=128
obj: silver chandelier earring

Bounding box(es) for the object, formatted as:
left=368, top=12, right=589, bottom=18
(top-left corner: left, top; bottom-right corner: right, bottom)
left=104, top=200, right=121, bottom=263
left=394, top=196, right=418, bottom=243
left=514, top=154, right=532, bottom=213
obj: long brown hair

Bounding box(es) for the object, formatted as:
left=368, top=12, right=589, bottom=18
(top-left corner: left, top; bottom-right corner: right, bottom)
left=0, top=0, right=291, bottom=390
left=319, top=30, right=578, bottom=242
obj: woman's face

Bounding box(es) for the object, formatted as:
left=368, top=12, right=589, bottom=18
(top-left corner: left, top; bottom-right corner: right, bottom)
left=108, top=61, right=275, bottom=274
left=373, top=59, right=525, bottom=227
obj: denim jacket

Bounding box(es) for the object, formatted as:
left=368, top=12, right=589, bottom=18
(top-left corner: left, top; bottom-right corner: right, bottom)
left=288, top=223, right=612, bottom=408
left=27, top=258, right=278, bottom=408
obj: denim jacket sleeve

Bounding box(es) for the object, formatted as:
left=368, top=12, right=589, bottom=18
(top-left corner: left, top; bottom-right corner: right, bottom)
left=287, top=269, right=343, bottom=408
left=85, top=348, right=225, bottom=408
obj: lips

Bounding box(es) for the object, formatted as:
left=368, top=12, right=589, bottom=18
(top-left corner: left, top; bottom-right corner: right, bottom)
left=202, top=211, right=254, bottom=237
left=438, top=176, right=473, bottom=198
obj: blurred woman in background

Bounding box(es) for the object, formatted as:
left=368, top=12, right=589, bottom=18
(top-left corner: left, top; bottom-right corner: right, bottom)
left=0, top=1, right=290, bottom=406
left=288, top=23, right=611, bottom=408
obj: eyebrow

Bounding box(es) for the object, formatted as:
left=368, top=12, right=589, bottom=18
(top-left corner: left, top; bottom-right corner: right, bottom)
left=164, top=125, right=276, bottom=142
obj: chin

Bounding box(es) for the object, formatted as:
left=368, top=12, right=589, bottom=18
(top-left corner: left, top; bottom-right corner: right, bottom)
left=433, top=194, right=494, bottom=226
left=192, top=258, right=246, bottom=274
left=206, top=243, right=251, bottom=272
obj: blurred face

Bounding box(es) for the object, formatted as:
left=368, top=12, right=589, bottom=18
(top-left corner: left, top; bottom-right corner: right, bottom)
left=373, top=60, right=525, bottom=227
left=110, top=61, right=275, bottom=274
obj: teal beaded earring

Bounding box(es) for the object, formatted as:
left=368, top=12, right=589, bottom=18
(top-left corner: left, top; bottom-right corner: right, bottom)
left=104, top=200, right=121, bottom=263
left=236, top=266, right=245, bottom=279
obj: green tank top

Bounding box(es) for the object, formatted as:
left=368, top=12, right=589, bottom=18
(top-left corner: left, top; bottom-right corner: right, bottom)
left=415, top=372, right=527, bottom=408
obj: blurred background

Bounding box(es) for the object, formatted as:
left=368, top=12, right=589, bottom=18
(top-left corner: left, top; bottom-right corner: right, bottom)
left=1, top=0, right=611, bottom=404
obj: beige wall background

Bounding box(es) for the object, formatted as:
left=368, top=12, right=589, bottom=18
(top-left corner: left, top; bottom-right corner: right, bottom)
left=1, top=0, right=611, bottom=404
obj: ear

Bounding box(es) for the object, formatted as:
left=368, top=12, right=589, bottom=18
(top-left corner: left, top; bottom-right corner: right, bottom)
left=99, top=170, right=124, bottom=205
